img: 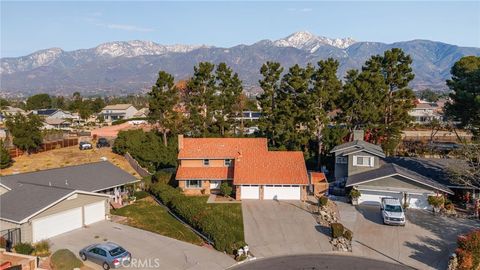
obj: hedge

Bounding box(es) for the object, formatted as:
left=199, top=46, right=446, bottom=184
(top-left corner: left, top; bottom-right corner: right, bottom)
left=150, top=183, right=245, bottom=254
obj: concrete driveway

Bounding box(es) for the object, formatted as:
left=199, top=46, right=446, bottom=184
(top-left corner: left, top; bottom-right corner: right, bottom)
left=337, top=201, right=480, bottom=270
left=242, top=200, right=331, bottom=258
left=50, top=221, right=235, bottom=270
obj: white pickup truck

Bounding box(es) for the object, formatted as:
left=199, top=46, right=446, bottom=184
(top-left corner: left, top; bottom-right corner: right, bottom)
left=381, top=197, right=406, bottom=226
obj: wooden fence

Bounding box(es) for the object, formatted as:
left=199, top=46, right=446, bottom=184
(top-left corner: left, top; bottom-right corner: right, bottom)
left=8, top=138, right=79, bottom=158
left=124, top=152, right=153, bottom=178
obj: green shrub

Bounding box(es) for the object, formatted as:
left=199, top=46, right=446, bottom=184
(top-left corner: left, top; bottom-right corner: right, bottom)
left=343, top=229, right=353, bottom=241
left=13, top=242, right=34, bottom=255
left=33, top=240, right=50, bottom=256
left=133, top=190, right=149, bottom=200
left=349, top=189, right=361, bottom=199
left=51, top=249, right=83, bottom=270
left=149, top=182, right=244, bottom=254
left=220, top=182, right=233, bottom=197
left=428, top=195, right=444, bottom=208
left=456, top=229, right=480, bottom=270
left=154, top=171, right=173, bottom=184
left=318, top=196, right=328, bottom=207
left=331, top=223, right=344, bottom=239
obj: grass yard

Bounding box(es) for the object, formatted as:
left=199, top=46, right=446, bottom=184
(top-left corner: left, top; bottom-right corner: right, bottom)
left=112, top=196, right=204, bottom=245
left=1, top=146, right=138, bottom=176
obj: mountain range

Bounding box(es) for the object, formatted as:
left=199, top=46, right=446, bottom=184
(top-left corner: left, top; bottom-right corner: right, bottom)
left=1, top=31, right=479, bottom=97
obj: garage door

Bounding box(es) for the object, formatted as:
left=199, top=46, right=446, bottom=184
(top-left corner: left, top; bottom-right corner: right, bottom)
left=32, top=207, right=82, bottom=242
left=241, top=185, right=260, bottom=199
left=357, top=190, right=402, bottom=206
left=264, top=185, right=300, bottom=200
left=84, top=201, right=106, bottom=225
left=407, top=194, right=431, bottom=210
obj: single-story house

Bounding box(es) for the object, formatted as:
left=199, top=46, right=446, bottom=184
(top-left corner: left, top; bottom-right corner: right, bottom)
left=176, top=135, right=309, bottom=200
left=0, top=161, right=139, bottom=243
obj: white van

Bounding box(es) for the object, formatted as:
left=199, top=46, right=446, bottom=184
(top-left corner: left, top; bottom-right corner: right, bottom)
left=381, top=198, right=406, bottom=226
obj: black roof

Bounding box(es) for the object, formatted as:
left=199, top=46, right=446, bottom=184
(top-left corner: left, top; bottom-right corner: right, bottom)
left=346, top=163, right=453, bottom=194
left=35, top=109, right=59, bottom=116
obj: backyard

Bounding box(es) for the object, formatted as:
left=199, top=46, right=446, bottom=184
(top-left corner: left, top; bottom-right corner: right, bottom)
left=112, top=195, right=204, bottom=245
left=0, top=146, right=138, bottom=176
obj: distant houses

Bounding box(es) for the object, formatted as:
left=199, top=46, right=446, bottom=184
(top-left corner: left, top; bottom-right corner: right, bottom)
left=409, top=99, right=446, bottom=124
left=100, top=104, right=138, bottom=122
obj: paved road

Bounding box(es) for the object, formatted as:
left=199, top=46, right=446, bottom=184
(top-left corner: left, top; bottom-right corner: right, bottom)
left=50, top=221, right=235, bottom=270
left=242, top=200, right=331, bottom=258
left=230, top=254, right=410, bottom=270
left=337, top=201, right=480, bottom=270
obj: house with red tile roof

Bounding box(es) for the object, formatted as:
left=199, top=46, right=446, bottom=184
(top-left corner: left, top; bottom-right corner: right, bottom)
left=176, top=135, right=309, bottom=200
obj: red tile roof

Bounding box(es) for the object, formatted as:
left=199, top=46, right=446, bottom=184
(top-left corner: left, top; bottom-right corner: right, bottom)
left=176, top=166, right=234, bottom=180
left=178, top=138, right=268, bottom=159
left=177, top=137, right=308, bottom=185
left=310, top=172, right=327, bottom=183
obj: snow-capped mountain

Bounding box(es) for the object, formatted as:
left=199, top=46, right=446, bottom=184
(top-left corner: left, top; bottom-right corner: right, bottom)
left=273, top=31, right=356, bottom=52
left=1, top=31, right=479, bottom=96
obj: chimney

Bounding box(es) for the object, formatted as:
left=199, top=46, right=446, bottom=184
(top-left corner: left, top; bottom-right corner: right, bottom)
left=353, top=130, right=364, bottom=141
left=178, top=134, right=184, bottom=151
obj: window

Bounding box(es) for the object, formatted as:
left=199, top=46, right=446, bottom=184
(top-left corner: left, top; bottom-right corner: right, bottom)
left=186, top=180, right=202, bottom=189
left=353, top=156, right=374, bottom=167
left=203, top=159, right=210, bottom=166
left=336, top=157, right=347, bottom=164
left=224, top=159, right=232, bottom=166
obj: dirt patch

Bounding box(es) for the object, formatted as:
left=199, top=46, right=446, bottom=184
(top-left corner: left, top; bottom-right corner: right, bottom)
left=1, top=146, right=138, bottom=177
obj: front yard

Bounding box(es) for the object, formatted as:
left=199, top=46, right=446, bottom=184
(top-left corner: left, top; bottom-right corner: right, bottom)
left=112, top=196, right=203, bottom=245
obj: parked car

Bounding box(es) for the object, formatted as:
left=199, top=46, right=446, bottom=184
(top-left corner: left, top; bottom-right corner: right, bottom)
left=79, top=242, right=131, bottom=269
left=96, top=137, right=111, bottom=148
left=79, top=141, right=93, bottom=150
left=381, top=197, right=406, bottom=226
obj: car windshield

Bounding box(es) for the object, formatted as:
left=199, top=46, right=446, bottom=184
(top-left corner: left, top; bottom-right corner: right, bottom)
left=385, top=205, right=403, bottom=212
left=109, top=247, right=126, bottom=256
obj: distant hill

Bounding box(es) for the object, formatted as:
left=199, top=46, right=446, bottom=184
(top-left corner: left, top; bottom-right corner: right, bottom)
left=1, top=31, right=479, bottom=96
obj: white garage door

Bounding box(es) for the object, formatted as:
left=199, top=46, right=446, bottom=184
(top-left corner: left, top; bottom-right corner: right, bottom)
left=84, top=201, right=106, bottom=225
left=241, top=185, right=260, bottom=199
left=32, top=207, right=82, bottom=242
left=407, top=194, right=431, bottom=210
left=358, top=190, right=402, bottom=206
left=264, top=185, right=300, bottom=200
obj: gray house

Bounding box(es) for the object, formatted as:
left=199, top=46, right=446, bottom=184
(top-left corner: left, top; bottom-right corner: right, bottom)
left=331, top=131, right=453, bottom=209
left=0, top=161, right=139, bottom=243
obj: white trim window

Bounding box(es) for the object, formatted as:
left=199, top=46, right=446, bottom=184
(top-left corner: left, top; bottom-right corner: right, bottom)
left=336, top=156, right=348, bottom=164
left=203, top=159, right=210, bottom=166
left=186, top=180, right=202, bottom=189
left=353, top=156, right=374, bottom=167
left=224, top=159, right=232, bottom=167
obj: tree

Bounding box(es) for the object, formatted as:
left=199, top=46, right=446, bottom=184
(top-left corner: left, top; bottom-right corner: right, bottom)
left=186, top=62, right=217, bottom=137
left=0, top=140, right=12, bottom=169
left=445, top=56, right=480, bottom=137
left=257, top=62, right=283, bottom=147
left=5, top=114, right=43, bottom=154
left=26, top=94, right=52, bottom=110
left=311, top=58, right=342, bottom=168
left=448, top=144, right=480, bottom=189
left=90, top=97, right=106, bottom=113
left=51, top=96, right=66, bottom=109
left=417, top=89, right=439, bottom=102
left=0, top=98, right=10, bottom=109
left=214, top=63, right=243, bottom=136
left=220, top=182, right=233, bottom=197
left=148, top=71, right=180, bottom=146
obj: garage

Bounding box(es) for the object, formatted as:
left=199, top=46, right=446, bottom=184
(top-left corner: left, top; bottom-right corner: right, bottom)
left=241, top=185, right=260, bottom=199
left=32, top=207, right=83, bottom=242
left=84, top=201, right=106, bottom=225
left=264, top=185, right=300, bottom=200
left=406, top=194, right=431, bottom=210
left=357, top=190, right=402, bottom=206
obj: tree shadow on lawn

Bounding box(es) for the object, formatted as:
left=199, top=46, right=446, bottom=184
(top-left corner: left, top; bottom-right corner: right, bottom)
left=405, top=210, right=479, bottom=268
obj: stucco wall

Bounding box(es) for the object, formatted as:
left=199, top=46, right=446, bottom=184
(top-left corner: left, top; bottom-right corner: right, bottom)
left=180, top=159, right=230, bottom=167
left=348, top=151, right=381, bottom=176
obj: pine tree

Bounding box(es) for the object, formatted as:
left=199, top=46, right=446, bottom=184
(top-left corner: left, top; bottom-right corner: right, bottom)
left=186, top=62, right=216, bottom=137
left=148, top=71, right=180, bottom=145
left=214, top=63, right=243, bottom=136
left=0, top=140, right=12, bottom=169
left=257, top=62, right=283, bottom=147
left=311, top=58, right=342, bottom=168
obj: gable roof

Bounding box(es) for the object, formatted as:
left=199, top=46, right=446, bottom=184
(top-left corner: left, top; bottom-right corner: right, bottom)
left=102, top=104, right=134, bottom=110
left=346, top=163, right=453, bottom=194
left=178, top=138, right=268, bottom=159
left=330, top=140, right=386, bottom=158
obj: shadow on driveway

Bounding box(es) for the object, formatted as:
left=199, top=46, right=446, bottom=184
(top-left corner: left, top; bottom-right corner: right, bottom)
left=355, top=205, right=384, bottom=225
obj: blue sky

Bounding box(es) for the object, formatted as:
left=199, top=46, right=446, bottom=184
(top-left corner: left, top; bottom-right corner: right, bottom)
left=1, top=1, right=479, bottom=57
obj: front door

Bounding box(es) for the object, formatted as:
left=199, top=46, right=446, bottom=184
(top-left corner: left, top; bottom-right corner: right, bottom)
left=210, top=180, right=221, bottom=189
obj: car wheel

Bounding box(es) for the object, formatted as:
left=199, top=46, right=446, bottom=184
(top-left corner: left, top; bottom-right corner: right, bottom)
left=80, top=253, right=87, bottom=261
left=103, top=262, right=110, bottom=270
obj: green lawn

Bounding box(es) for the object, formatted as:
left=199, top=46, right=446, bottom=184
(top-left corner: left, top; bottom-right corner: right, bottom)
left=112, top=197, right=203, bottom=245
